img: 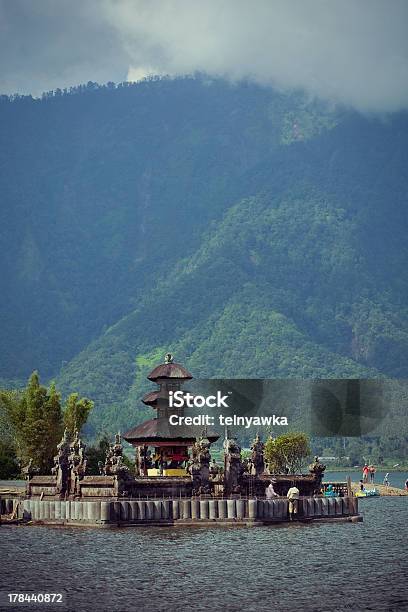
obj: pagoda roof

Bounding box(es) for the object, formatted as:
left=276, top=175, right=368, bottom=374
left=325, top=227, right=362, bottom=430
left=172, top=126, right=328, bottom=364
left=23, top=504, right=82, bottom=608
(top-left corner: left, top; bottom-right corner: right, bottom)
left=123, top=417, right=219, bottom=445
left=147, top=362, right=193, bottom=382
left=142, top=391, right=160, bottom=406
left=142, top=390, right=197, bottom=407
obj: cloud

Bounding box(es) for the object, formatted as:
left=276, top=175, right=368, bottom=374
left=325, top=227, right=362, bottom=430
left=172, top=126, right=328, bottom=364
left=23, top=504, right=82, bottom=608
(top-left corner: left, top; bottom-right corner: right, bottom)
left=1, top=0, right=408, bottom=113
left=0, top=0, right=129, bottom=95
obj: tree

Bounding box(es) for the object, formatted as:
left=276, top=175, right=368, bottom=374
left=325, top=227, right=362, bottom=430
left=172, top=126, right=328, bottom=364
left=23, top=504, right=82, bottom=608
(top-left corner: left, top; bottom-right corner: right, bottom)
left=22, top=373, right=63, bottom=473
left=264, top=432, right=311, bottom=474
left=42, top=382, right=64, bottom=469
left=86, top=434, right=111, bottom=475
left=63, top=393, right=93, bottom=436
left=0, top=373, right=64, bottom=474
left=0, top=441, right=19, bottom=479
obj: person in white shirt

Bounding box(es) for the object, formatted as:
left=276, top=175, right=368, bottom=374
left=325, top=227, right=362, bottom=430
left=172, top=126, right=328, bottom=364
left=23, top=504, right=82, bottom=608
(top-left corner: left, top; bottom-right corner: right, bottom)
left=266, top=481, right=279, bottom=499
left=287, top=485, right=300, bottom=520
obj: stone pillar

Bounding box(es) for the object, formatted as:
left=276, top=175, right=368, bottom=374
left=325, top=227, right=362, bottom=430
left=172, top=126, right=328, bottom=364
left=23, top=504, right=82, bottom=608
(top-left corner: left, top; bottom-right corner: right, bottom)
left=60, top=501, right=66, bottom=520
left=146, top=501, right=154, bottom=520
left=263, top=500, right=272, bottom=519
left=100, top=501, right=111, bottom=524
left=182, top=499, right=191, bottom=520
left=208, top=500, right=217, bottom=520
left=64, top=501, right=70, bottom=520
left=273, top=499, right=281, bottom=519
left=112, top=501, right=121, bottom=522
left=54, top=501, right=61, bottom=520
left=43, top=501, right=50, bottom=520
left=306, top=498, right=314, bottom=518
left=153, top=501, right=162, bottom=520
left=122, top=501, right=130, bottom=522
left=191, top=499, right=200, bottom=520
left=236, top=499, right=245, bottom=519
left=162, top=500, right=170, bottom=520
left=321, top=498, right=329, bottom=516
left=137, top=501, right=146, bottom=520
left=22, top=500, right=30, bottom=521
left=171, top=500, right=179, bottom=520
left=130, top=501, right=139, bottom=521
left=30, top=500, right=37, bottom=520
left=248, top=499, right=257, bottom=520
left=227, top=499, right=236, bottom=519
left=314, top=497, right=322, bottom=517
left=200, top=499, right=209, bottom=520
left=218, top=499, right=227, bottom=520
left=349, top=496, right=358, bottom=516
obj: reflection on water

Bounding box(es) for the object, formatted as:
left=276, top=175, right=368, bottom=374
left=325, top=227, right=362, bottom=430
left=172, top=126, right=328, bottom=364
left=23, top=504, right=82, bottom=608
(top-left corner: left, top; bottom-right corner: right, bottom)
left=0, top=497, right=407, bottom=611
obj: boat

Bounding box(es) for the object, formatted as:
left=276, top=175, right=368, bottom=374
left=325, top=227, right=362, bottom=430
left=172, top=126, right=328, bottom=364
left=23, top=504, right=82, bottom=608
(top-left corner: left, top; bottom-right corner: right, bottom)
left=355, top=488, right=380, bottom=498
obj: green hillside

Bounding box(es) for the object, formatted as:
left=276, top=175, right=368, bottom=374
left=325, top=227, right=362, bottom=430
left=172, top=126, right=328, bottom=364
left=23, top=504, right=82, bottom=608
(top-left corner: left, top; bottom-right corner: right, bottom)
left=1, top=77, right=407, bottom=436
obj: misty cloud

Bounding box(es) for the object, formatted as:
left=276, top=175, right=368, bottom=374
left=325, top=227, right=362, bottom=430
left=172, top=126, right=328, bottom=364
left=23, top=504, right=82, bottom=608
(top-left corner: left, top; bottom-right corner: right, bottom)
left=1, top=0, right=407, bottom=113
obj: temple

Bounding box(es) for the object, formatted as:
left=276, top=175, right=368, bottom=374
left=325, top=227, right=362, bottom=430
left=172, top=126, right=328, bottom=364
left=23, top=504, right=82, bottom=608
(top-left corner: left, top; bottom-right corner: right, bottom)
left=6, top=353, right=361, bottom=527
left=123, top=353, right=219, bottom=477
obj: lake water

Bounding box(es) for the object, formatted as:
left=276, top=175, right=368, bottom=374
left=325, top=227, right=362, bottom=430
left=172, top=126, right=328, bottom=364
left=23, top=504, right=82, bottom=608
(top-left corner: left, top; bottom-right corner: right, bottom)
left=0, top=496, right=407, bottom=611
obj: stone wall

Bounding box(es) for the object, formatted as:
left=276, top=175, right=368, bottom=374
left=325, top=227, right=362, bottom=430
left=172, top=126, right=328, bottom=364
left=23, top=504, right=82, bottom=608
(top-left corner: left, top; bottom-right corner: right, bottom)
left=1, top=496, right=359, bottom=526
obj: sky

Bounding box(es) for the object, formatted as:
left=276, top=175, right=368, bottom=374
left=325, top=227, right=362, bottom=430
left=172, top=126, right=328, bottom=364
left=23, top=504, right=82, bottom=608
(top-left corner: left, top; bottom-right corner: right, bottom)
left=0, top=0, right=407, bottom=113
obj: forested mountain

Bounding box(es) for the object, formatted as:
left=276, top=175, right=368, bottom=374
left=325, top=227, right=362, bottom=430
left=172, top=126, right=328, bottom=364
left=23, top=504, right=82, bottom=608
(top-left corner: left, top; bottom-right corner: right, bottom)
left=1, top=76, right=407, bottom=436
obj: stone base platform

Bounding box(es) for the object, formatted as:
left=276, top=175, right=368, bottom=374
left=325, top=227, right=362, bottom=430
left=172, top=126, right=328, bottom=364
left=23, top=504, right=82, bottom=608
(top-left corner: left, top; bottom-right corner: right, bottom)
left=1, top=496, right=360, bottom=527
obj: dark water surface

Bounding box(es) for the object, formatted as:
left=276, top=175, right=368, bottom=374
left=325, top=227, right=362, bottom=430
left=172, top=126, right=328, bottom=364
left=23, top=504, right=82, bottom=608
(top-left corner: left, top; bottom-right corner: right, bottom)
left=0, top=497, right=407, bottom=612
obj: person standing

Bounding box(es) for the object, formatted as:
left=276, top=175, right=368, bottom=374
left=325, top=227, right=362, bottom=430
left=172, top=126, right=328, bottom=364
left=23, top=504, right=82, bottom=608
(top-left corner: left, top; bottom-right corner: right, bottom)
left=287, top=485, right=300, bottom=521
left=363, top=464, right=369, bottom=483
left=405, top=478, right=408, bottom=492
left=266, top=481, right=279, bottom=499
left=383, top=472, right=390, bottom=487
left=369, top=465, right=376, bottom=483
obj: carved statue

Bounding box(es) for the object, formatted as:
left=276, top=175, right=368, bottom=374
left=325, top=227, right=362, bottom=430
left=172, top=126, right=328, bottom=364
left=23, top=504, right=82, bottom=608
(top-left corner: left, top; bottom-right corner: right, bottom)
left=68, top=430, right=87, bottom=496
left=250, top=434, right=265, bottom=476
left=104, top=433, right=130, bottom=478
left=224, top=437, right=244, bottom=495
left=52, top=428, right=71, bottom=496
left=22, top=458, right=39, bottom=479
left=309, top=455, right=326, bottom=494
left=209, top=458, right=220, bottom=480
left=189, top=434, right=212, bottom=495
left=164, top=353, right=174, bottom=364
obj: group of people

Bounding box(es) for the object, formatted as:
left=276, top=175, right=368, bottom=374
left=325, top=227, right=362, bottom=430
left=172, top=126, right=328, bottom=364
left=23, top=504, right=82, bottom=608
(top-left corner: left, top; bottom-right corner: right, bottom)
left=362, top=464, right=376, bottom=483
left=266, top=480, right=300, bottom=521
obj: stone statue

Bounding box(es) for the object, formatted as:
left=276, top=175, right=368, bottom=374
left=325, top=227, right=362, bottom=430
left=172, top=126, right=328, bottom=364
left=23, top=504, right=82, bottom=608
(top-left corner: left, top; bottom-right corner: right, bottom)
left=52, top=428, right=71, bottom=496
left=189, top=434, right=212, bottom=495
left=224, top=437, right=244, bottom=495
left=209, top=458, right=220, bottom=480
left=309, top=455, right=326, bottom=494
left=22, top=458, right=39, bottom=479
left=68, top=430, right=87, bottom=496
left=164, top=353, right=174, bottom=364
left=250, top=433, right=265, bottom=476
left=104, top=433, right=130, bottom=478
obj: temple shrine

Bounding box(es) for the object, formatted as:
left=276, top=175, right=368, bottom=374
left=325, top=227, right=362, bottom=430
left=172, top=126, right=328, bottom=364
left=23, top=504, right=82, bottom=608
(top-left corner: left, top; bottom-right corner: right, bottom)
left=7, top=352, right=362, bottom=527
left=123, top=353, right=219, bottom=477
